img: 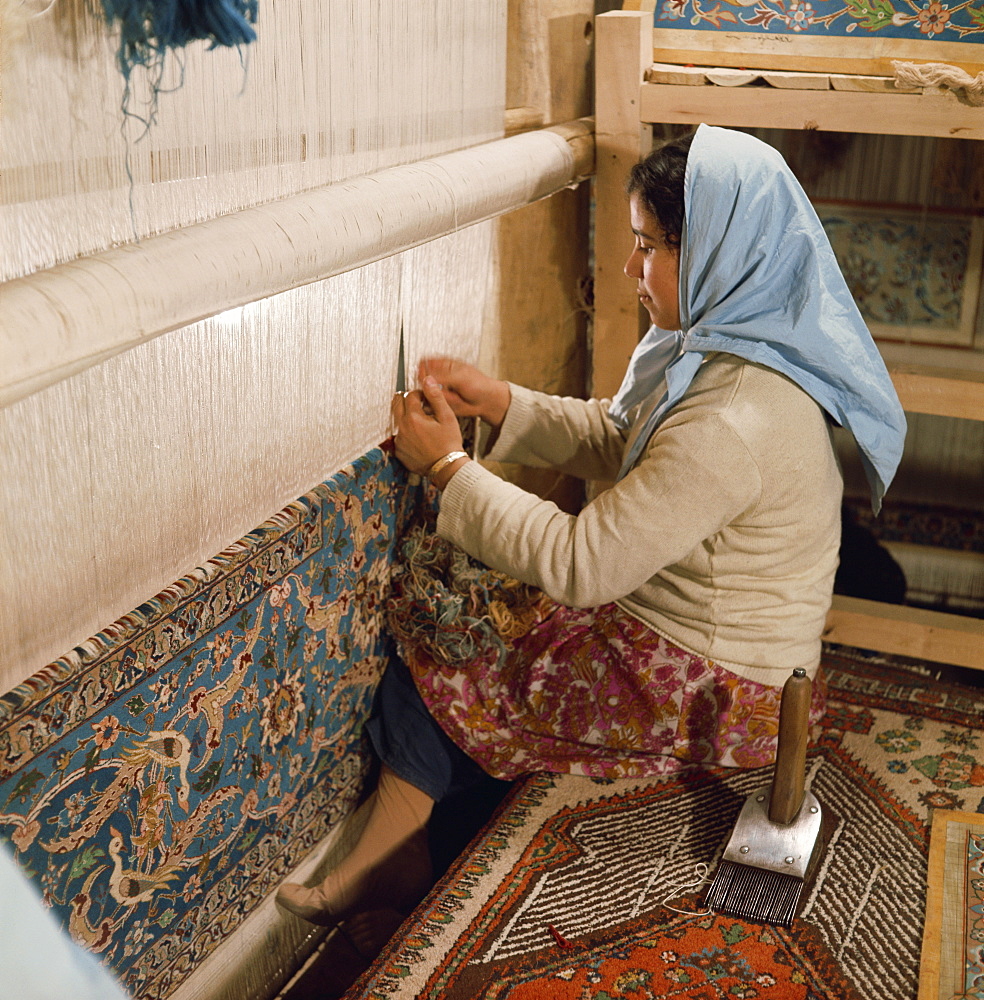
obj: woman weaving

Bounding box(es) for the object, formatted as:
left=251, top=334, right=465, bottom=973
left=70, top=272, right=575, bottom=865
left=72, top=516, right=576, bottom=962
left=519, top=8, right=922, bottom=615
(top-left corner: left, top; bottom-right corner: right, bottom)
left=276, top=125, right=906, bottom=928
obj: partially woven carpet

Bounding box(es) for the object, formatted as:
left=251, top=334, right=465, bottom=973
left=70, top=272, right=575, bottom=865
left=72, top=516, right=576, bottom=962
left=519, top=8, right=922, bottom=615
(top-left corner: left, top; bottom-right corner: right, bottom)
left=347, top=646, right=984, bottom=1000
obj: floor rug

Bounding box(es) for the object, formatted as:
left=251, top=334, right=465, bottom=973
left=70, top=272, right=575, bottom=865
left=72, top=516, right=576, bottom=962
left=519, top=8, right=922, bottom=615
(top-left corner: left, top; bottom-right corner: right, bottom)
left=346, top=646, right=984, bottom=1000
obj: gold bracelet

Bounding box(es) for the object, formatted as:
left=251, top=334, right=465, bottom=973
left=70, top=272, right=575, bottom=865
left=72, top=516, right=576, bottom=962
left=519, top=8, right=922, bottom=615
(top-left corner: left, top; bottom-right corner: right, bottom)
left=426, top=451, right=468, bottom=479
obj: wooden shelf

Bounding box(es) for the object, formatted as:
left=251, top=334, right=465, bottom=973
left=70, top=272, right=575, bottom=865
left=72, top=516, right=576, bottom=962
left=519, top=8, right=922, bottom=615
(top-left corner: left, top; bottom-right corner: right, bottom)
left=890, top=365, right=984, bottom=421
left=639, top=81, right=984, bottom=140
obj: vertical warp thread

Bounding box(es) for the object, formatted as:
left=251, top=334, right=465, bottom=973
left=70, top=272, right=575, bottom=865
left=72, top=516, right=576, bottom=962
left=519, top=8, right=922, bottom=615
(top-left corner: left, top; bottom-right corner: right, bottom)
left=0, top=2, right=506, bottom=695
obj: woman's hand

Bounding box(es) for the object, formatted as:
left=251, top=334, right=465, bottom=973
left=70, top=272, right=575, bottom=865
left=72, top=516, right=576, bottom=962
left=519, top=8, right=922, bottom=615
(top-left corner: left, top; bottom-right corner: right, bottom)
left=418, top=357, right=511, bottom=429
left=391, top=376, right=466, bottom=479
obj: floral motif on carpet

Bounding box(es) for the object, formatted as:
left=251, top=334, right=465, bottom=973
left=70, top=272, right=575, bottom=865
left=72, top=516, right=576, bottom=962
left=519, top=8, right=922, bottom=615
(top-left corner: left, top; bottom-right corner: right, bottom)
left=648, top=0, right=984, bottom=45
left=351, top=648, right=984, bottom=1000
left=0, top=449, right=414, bottom=1000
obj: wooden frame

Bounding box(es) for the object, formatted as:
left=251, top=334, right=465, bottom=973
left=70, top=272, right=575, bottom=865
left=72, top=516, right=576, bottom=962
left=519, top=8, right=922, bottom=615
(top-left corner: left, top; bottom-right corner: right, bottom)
left=918, top=809, right=984, bottom=1000
left=813, top=203, right=984, bottom=348
left=637, top=81, right=984, bottom=140
left=594, top=10, right=984, bottom=669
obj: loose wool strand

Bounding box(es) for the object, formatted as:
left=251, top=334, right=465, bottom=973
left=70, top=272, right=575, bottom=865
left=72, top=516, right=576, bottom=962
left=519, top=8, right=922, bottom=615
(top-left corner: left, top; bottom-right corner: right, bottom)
left=101, top=0, right=258, bottom=81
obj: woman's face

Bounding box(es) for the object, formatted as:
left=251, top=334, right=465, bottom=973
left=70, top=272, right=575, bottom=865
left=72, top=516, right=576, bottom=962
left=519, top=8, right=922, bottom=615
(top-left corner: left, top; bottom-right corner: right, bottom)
left=624, top=193, right=681, bottom=331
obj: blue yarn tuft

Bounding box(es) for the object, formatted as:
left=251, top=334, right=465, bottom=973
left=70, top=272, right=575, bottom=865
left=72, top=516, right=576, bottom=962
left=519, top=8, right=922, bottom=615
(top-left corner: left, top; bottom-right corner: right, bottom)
left=100, top=0, right=259, bottom=238
left=101, top=0, right=258, bottom=81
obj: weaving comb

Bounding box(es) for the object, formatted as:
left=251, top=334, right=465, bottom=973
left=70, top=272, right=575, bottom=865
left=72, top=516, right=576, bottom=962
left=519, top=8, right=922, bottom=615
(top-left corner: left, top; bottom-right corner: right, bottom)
left=705, top=668, right=822, bottom=927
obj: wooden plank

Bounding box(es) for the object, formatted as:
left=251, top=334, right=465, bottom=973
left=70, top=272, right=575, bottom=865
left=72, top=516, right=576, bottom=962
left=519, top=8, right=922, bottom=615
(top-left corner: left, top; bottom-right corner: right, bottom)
left=649, top=66, right=844, bottom=91
left=824, top=596, right=984, bottom=670
left=645, top=62, right=708, bottom=86
left=705, top=68, right=760, bottom=88
left=918, top=809, right=949, bottom=1000
left=594, top=11, right=652, bottom=400
left=639, top=83, right=984, bottom=140
left=889, top=364, right=984, bottom=421
left=761, top=71, right=830, bottom=91
left=648, top=29, right=984, bottom=79
left=829, top=73, right=920, bottom=94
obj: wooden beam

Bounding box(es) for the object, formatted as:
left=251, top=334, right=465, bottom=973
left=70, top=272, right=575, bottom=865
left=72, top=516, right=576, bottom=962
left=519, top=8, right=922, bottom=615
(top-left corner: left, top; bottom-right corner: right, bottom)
left=647, top=31, right=984, bottom=79
left=505, top=107, right=545, bottom=135
left=825, top=596, right=984, bottom=670
left=889, top=364, right=984, bottom=421
left=593, top=11, right=652, bottom=400
left=544, top=117, right=596, bottom=180
left=639, top=83, right=984, bottom=140
left=1, top=124, right=598, bottom=410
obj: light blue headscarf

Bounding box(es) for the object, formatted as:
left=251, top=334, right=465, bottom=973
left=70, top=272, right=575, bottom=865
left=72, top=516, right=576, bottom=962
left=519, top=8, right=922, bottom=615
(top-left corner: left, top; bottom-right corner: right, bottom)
left=609, top=124, right=906, bottom=512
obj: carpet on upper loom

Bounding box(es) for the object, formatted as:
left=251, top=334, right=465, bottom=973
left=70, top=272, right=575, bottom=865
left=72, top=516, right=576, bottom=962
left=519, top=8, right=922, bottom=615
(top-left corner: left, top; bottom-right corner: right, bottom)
left=345, top=645, right=984, bottom=1000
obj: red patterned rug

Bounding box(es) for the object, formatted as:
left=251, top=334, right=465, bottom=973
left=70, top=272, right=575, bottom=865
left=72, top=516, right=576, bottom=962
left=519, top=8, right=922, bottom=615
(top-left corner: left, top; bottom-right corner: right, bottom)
left=345, top=646, right=984, bottom=1000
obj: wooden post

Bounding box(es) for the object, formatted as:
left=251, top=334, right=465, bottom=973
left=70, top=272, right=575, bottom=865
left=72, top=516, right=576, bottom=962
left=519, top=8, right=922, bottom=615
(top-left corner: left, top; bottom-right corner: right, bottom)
left=593, top=10, right=651, bottom=400
left=493, top=1, right=595, bottom=514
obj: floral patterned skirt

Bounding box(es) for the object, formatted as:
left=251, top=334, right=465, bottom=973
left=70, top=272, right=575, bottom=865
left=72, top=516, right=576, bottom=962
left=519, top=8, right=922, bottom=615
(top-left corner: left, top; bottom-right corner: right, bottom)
left=386, top=527, right=826, bottom=782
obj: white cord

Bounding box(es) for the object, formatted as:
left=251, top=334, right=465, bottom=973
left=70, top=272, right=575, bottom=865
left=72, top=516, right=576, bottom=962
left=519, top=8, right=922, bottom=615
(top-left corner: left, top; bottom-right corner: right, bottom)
left=660, top=862, right=714, bottom=916
left=26, top=0, right=58, bottom=19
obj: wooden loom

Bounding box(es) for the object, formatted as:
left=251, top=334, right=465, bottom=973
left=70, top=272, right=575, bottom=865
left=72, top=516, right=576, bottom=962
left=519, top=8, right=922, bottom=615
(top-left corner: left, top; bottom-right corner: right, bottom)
left=593, top=10, right=984, bottom=672
left=0, top=7, right=595, bottom=998
left=0, top=0, right=598, bottom=696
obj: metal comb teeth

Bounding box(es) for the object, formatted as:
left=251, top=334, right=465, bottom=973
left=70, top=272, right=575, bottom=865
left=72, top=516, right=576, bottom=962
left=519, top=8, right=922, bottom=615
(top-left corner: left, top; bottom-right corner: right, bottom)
left=705, top=860, right=803, bottom=928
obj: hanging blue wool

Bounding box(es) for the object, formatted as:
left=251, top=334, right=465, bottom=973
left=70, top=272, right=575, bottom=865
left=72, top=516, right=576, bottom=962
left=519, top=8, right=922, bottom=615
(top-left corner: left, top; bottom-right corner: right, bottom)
left=100, top=0, right=258, bottom=81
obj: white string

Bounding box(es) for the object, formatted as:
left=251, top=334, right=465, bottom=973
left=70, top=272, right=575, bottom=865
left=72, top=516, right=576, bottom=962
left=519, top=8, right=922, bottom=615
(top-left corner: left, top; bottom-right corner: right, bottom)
left=0, top=1, right=507, bottom=280
left=26, top=0, right=58, bottom=18
left=659, top=862, right=714, bottom=917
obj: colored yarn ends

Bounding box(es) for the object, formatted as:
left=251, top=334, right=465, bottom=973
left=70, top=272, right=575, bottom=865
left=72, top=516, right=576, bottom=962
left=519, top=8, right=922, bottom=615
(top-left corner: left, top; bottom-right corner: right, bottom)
left=386, top=514, right=549, bottom=672
left=101, top=0, right=258, bottom=81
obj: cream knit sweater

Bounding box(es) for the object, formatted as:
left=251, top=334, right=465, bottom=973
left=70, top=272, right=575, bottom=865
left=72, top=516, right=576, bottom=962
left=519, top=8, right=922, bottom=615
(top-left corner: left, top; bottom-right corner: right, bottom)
left=437, top=355, right=843, bottom=684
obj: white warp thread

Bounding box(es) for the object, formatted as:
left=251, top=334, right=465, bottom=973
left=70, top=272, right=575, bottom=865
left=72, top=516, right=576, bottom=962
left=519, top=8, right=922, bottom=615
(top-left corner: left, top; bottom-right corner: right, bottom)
left=0, top=0, right=510, bottom=698
left=892, top=60, right=984, bottom=105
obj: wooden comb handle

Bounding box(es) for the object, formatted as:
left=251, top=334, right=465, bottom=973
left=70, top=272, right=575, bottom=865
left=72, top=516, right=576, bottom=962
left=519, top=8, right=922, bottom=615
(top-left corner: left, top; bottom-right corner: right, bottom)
left=769, top=668, right=811, bottom=825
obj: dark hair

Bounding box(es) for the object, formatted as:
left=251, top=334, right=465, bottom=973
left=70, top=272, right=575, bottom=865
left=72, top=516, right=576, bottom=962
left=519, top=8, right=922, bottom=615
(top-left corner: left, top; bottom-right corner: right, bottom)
left=625, top=130, right=695, bottom=251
